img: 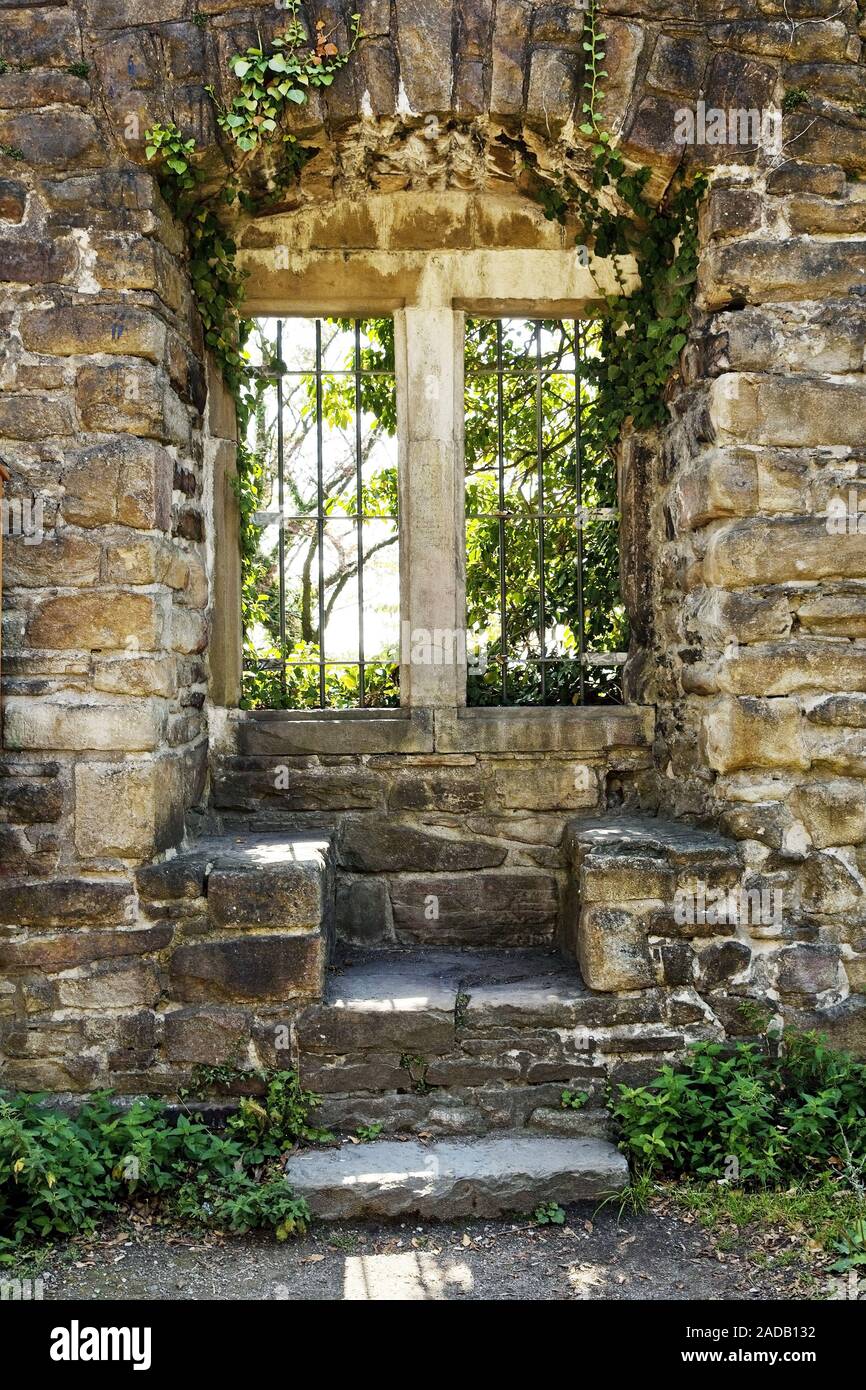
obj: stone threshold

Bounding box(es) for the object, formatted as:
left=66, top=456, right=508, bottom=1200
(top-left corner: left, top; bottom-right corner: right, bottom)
left=228, top=703, right=655, bottom=756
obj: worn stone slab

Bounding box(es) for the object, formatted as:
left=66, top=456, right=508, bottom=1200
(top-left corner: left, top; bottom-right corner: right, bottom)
left=390, top=871, right=558, bottom=946
left=339, top=817, right=506, bottom=872
left=236, top=710, right=434, bottom=756
left=296, top=951, right=459, bottom=1054
left=285, top=1134, right=628, bottom=1218
left=169, top=933, right=326, bottom=1003
left=528, top=1107, right=612, bottom=1140
left=434, top=705, right=654, bottom=755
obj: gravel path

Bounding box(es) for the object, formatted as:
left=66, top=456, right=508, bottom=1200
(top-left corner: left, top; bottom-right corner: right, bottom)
left=37, top=1202, right=817, bottom=1302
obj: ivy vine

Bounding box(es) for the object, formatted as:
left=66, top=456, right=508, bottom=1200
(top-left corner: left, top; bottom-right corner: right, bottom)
left=532, top=0, right=707, bottom=455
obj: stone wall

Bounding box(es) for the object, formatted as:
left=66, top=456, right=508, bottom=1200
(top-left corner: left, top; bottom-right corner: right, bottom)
left=2, top=0, right=866, bottom=1090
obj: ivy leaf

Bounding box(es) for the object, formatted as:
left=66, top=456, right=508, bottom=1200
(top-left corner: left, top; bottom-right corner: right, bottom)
left=579, top=122, right=594, bottom=136
left=232, top=59, right=252, bottom=77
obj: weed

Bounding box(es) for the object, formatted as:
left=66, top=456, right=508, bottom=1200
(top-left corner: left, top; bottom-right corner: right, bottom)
left=534, top=1202, right=566, bottom=1226
left=355, top=1124, right=383, bottom=1143
left=560, top=1089, right=589, bottom=1111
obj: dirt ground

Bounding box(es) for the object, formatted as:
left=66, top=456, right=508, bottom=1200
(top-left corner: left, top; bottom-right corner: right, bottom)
left=36, top=1198, right=826, bottom=1302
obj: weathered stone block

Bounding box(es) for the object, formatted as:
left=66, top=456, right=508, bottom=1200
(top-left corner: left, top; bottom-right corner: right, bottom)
left=0, top=111, right=104, bottom=171
left=0, top=236, right=76, bottom=284
left=777, top=944, right=842, bottom=998
left=581, top=853, right=675, bottom=904
left=297, top=999, right=454, bottom=1056
left=0, top=395, right=75, bottom=439
left=169, top=934, right=326, bottom=1003
left=0, top=925, right=172, bottom=972
left=390, top=872, right=558, bottom=946
left=0, top=877, right=132, bottom=928
left=28, top=592, right=165, bottom=652
left=63, top=439, right=173, bottom=531
left=136, top=854, right=209, bottom=903
left=646, top=34, right=706, bottom=97
left=74, top=761, right=171, bottom=859
left=702, top=241, right=866, bottom=311
left=207, top=860, right=326, bottom=930
left=93, top=656, right=176, bottom=698
left=394, top=0, right=452, bottom=110
left=76, top=363, right=188, bottom=446
left=578, top=904, right=656, bottom=992
left=164, top=1005, right=251, bottom=1064
left=0, top=178, right=26, bottom=221
left=20, top=306, right=167, bottom=362
left=793, top=779, right=866, bottom=849
left=807, top=694, right=866, bottom=728
left=697, top=940, right=752, bottom=988
left=2, top=535, right=101, bottom=590
left=710, top=374, right=866, bottom=448
left=801, top=850, right=865, bottom=916
left=299, top=1053, right=407, bottom=1095
left=56, top=960, right=161, bottom=1010
left=488, top=761, right=599, bottom=811
left=339, top=818, right=506, bottom=872
left=3, top=695, right=166, bottom=753
left=0, top=773, right=63, bottom=825
left=702, top=696, right=808, bottom=774
left=387, top=766, right=484, bottom=813
left=335, top=875, right=391, bottom=944
left=705, top=517, right=866, bottom=589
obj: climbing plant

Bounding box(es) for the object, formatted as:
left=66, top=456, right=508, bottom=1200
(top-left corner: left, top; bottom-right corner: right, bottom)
left=531, top=0, right=707, bottom=458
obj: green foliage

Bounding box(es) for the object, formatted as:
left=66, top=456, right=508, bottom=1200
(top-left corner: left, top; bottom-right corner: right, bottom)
left=356, top=1123, right=383, bottom=1142
left=207, top=5, right=360, bottom=153
left=782, top=88, right=809, bottom=113
left=560, top=1089, right=589, bottom=1111
left=225, top=1069, right=333, bottom=1161
left=173, top=1170, right=308, bottom=1240
left=612, top=1030, right=866, bottom=1188
left=0, top=144, right=24, bottom=160
left=534, top=1201, right=566, bottom=1225
left=239, top=318, right=401, bottom=711
left=464, top=317, right=626, bottom=706
left=0, top=1086, right=313, bottom=1261
left=400, top=1055, right=430, bottom=1093
left=830, top=1217, right=866, bottom=1272
left=67, top=62, right=91, bottom=79
left=595, top=1167, right=654, bottom=1220
left=531, top=0, right=706, bottom=455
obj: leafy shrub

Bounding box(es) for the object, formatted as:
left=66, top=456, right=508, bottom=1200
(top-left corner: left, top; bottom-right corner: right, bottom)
left=0, top=1075, right=318, bottom=1262
left=173, top=1171, right=308, bottom=1241
left=612, top=1031, right=866, bottom=1187
left=226, top=1069, right=332, bottom=1162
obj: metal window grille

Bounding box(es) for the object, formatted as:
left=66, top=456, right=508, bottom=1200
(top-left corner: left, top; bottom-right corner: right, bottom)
left=243, top=317, right=399, bottom=709
left=464, top=318, right=627, bottom=706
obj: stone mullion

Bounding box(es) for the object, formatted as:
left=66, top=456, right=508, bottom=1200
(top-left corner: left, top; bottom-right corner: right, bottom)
left=395, top=305, right=466, bottom=709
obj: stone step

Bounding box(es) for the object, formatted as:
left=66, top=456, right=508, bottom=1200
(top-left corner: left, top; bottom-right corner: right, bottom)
left=135, top=832, right=335, bottom=1006
left=284, top=1133, right=628, bottom=1219
left=296, top=947, right=686, bottom=1138
left=562, top=813, right=752, bottom=992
